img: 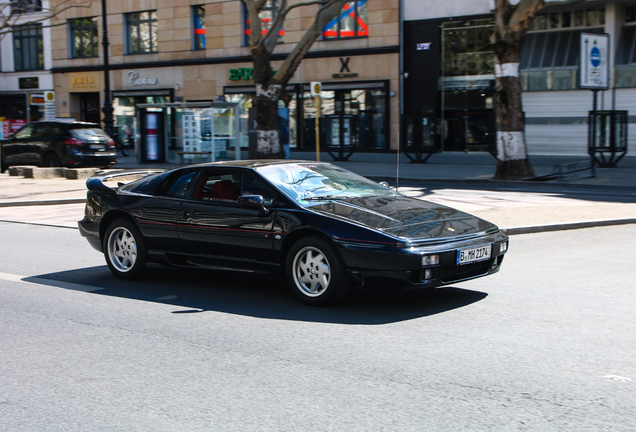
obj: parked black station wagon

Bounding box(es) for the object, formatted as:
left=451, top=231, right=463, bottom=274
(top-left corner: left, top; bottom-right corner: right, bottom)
left=0, top=121, right=117, bottom=172
left=79, top=161, right=509, bottom=305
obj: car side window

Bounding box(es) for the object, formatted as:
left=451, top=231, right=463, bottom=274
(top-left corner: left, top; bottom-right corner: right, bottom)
left=193, top=172, right=241, bottom=202
left=242, top=174, right=275, bottom=206
left=34, top=124, right=57, bottom=138
left=159, top=171, right=197, bottom=198
left=14, top=124, right=34, bottom=139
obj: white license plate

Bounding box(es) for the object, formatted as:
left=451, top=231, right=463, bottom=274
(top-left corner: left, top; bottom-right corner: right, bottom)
left=457, top=245, right=492, bottom=265
left=89, top=144, right=104, bottom=150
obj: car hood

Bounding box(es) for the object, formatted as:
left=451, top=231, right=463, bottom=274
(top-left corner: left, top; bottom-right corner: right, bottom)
left=308, top=195, right=496, bottom=240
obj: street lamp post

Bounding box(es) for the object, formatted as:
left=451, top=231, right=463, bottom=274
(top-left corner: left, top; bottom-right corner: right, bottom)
left=101, top=0, right=114, bottom=137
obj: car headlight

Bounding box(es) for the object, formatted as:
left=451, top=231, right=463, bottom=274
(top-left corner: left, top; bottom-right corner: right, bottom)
left=421, top=254, right=439, bottom=266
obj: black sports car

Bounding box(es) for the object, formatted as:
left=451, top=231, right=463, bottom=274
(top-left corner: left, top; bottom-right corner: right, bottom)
left=79, top=161, right=508, bottom=305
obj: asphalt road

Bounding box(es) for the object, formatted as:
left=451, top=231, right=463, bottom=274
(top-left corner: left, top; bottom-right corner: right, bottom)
left=1, top=222, right=635, bottom=431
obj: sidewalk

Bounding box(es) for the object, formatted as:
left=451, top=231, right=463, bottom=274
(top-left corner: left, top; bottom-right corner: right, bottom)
left=0, top=152, right=635, bottom=233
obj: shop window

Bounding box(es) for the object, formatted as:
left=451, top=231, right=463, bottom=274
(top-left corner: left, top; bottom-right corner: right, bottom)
left=322, top=1, right=368, bottom=39
left=520, top=27, right=604, bottom=90
left=243, top=1, right=284, bottom=46
left=616, top=22, right=636, bottom=87
left=125, top=11, right=158, bottom=54
left=69, top=17, right=98, bottom=58
left=626, top=6, right=636, bottom=23
left=530, top=8, right=604, bottom=31
left=13, top=23, right=43, bottom=71
left=192, top=5, right=206, bottom=50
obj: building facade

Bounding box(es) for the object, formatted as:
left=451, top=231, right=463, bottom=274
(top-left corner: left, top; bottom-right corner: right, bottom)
left=403, top=0, right=636, bottom=156
left=0, top=0, right=54, bottom=135
left=47, top=0, right=399, bottom=161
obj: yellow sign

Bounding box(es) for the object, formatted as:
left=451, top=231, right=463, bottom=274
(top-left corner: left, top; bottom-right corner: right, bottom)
left=45, top=91, right=55, bottom=102
left=68, top=73, right=102, bottom=91
left=310, top=82, right=322, bottom=97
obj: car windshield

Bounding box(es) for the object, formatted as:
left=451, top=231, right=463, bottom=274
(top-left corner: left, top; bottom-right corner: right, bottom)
left=256, top=163, right=397, bottom=205
left=70, top=128, right=109, bottom=140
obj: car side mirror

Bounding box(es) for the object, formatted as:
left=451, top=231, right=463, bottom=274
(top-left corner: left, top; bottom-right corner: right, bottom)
left=379, top=181, right=390, bottom=188
left=238, top=194, right=270, bottom=217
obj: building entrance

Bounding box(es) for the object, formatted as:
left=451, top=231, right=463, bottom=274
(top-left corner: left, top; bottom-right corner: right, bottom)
left=302, top=85, right=388, bottom=157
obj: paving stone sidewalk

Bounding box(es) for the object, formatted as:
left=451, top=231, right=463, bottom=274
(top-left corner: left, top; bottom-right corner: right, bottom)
left=1, top=152, right=635, bottom=232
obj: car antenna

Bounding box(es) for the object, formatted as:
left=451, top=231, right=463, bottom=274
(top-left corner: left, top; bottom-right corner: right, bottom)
left=395, top=124, right=400, bottom=193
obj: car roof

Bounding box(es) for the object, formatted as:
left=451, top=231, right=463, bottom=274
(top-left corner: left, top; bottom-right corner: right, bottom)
left=186, top=160, right=333, bottom=170
left=29, top=121, right=101, bottom=128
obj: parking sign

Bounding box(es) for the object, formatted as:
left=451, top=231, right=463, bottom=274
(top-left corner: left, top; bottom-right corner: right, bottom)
left=580, top=33, right=609, bottom=90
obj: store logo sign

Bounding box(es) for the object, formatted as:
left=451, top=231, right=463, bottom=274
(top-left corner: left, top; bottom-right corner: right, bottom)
left=128, top=71, right=159, bottom=86
left=72, top=76, right=95, bottom=86
left=229, top=68, right=254, bottom=81
left=417, top=42, right=432, bottom=50
left=332, top=57, right=358, bottom=79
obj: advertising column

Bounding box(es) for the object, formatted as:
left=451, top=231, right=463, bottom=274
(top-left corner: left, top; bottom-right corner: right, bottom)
left=146, top=113, right=159, bottom=161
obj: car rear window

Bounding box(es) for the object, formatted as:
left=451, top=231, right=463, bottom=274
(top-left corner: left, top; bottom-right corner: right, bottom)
left=70, top=128, right=110, bottom=140
left=120, top=172, right=168, bottom=195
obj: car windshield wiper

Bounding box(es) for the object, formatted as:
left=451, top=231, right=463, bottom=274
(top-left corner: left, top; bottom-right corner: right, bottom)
left=303, top=195, right=350, bottom=201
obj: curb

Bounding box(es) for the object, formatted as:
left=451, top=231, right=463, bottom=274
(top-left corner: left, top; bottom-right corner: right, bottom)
left=0, top=199, right=86, bottom=208
left=503, top=218, right=636, bottom=235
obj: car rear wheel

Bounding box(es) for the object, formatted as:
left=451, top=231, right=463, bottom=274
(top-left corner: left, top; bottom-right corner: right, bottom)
left=286, top=236, right=351, bottom=306
left=42, top=152, right=60, bottom=167
left=104, top=218, right=146, bottom=279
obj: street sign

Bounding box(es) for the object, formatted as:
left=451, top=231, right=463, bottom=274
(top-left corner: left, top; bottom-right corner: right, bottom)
left=310, top=82, right=322, bottom=97
left=580, top=32, right=609, bottom=90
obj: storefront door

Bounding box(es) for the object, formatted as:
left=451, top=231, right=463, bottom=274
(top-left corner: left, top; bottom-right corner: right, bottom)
left=80, top=93, right=101, bottom=123
left=302, top=86, right=387, bottom=155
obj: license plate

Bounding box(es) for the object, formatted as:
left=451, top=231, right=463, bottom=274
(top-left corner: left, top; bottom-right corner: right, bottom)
left=89, top=144, right=104, bottom=150
left=457, top=244, right=492, bottom=265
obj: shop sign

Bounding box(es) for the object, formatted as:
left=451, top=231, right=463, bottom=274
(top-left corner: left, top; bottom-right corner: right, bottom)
left=332, top=57, right=358, bottom=79
left=229, top=68, right=277, bottom=81
left=19, top=77, right=39, bottom=89
left=128, top=71, right=159, bottom=86
left=229, top=68, right=254, bottom=81
left=69, top=73, right=101, bottom=91
left=11, top=119, right=26, bottom=133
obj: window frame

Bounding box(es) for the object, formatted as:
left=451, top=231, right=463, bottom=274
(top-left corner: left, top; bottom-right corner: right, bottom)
left=125, top=10, right=158, bottom=55
left=13, top=23, right=44, bottom=71
left=68, top=17, right=99, bottom=59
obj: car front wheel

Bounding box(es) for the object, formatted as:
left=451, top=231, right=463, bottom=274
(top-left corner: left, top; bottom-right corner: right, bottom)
left=104, top=218, right=146, bottom=279
left=286, top=236, right=350, bottom=306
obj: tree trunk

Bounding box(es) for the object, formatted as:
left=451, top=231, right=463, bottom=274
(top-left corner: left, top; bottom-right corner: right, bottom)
left=255, top=84, right=285, bottom=159
left=493, top=43, right=536, bottom=179
left=252, top=44, right=285, bottom=159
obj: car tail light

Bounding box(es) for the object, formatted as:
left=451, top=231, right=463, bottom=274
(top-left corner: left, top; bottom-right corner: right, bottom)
left=107, top=138, right=115, bottom=148
left=64, top=138, right=83, bottom=146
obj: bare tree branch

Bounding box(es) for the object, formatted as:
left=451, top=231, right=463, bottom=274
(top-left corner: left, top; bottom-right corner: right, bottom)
left=272, top=0, right=346, bottom=84
left=0, top=0, right=90, bottom=41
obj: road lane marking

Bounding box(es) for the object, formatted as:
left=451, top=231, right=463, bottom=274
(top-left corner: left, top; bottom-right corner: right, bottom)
left=0, top=272, right=104, bottom=292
